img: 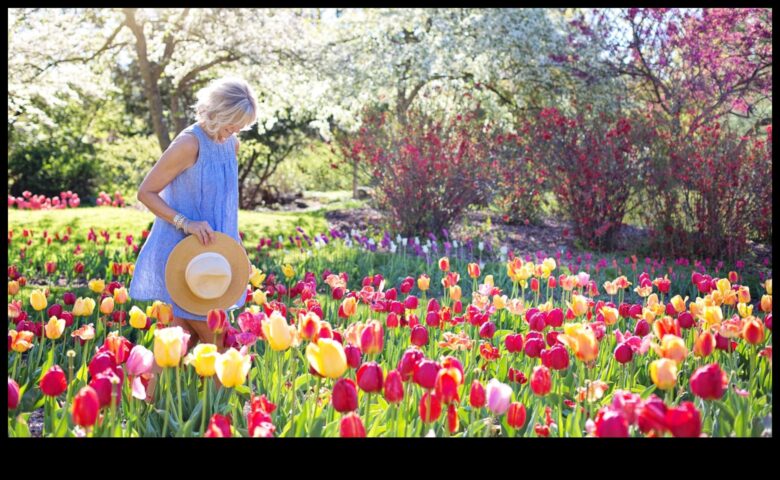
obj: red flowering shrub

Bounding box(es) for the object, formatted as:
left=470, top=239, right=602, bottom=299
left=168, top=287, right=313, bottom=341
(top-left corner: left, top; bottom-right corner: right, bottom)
left=345, top=107, right=498, bottom=236
left=524, top=107, right=645, bottom=250
left=490, top=133, right=545, bottom=225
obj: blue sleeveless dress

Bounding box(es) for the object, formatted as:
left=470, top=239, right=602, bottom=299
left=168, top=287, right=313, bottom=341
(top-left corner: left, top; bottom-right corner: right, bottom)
left=129, top=123, right=246, bottom=321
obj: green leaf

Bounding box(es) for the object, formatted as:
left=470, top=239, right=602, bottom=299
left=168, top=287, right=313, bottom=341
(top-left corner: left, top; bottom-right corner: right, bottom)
left=14, top=415, right=31, bottom=438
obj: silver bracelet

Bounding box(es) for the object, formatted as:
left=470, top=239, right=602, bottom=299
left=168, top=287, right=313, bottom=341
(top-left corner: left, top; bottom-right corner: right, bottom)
left=172, top=213, right=187, bottom=231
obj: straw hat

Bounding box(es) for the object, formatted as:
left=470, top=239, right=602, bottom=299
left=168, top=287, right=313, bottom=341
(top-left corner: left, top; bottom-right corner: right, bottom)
left=165, top=232, right=250, bottom=316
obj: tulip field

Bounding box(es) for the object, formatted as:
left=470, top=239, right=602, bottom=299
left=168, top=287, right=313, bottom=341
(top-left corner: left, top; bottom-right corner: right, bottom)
left=7, top=210, right=773, bottom=438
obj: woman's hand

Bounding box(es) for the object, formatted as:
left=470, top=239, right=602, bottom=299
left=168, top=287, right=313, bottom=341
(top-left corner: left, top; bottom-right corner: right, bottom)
left=185, top=220, right=216, bottom=246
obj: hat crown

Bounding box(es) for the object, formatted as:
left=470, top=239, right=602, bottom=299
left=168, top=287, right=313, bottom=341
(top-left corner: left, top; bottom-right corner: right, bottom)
left=185, top=252, right=232, bottom=300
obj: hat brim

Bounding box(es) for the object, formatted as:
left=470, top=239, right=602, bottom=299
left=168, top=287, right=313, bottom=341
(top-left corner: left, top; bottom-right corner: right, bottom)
left=165, top=232, right=250, bottom=316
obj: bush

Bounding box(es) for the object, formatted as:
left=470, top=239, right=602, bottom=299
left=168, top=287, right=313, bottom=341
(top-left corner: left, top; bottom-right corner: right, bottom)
left=94, top=134, right=160, bottom=202
left=643, top=122, right=772, bottom=260
left=350, top=107, right=499, bottom=236
left=524, top=107, right=646, bottom=250
left=490, top=132, right=545, bottom=225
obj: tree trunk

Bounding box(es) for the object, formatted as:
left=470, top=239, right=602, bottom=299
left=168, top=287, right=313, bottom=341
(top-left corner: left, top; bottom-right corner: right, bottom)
left=352, top=157, right=359, bottom=199
left=124, top=9, right=171, bottom=152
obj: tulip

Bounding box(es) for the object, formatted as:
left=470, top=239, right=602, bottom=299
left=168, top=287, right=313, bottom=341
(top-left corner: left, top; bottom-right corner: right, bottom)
left=126, top=345, right=154, bottom=377
left=155, top=302, right=173, bottom=325
left=413, top=359, right=440, bottom=390
left=541, top=344, right=570, bottom=370
left=215, top=348, right=251, bottom=388
left=742, top=317, right=765, bottom=344
left=30, top=289, right=47, bottom=311
left=306, top=338, right=348, bottom=379
left=8, top=280, right=19, bottom=296
left=419, top=391, right=442, bottom=423
left=72, top=386, right=100, bottom=427
left=486, top=378, right=512, bottom=415
left=665, top=402, right=701, bottom=438
left=186, top=343, right=219, bottom=377
left=339, top=296, right=358, bottom=318
left=467, top=263, right=481, bottom=279
left=569, top=294, right=589, bottom=317
left=45, top=316, right=65, bottom=340
left=63, top=292, right=76, bottom=306
left=599, top=306, right=619, bottom=326
left=113, top=287, right=129, bottom=305
left=384, top=370, right=404, bottom=404
left=40, top=365, right=67, bottom=397
left=530, top=365, right=552, bottom=396
left=417, top=274, right=430, bottom=292
left=344, top=343, right=362, bottom=369
left=557, top=323, right=599, bottom=362
left=282, top=264, right=295, bottom=280
left=356, top=362, right=384, bottom=393
left=90, top=368, right=122, bottom=408
left=614, top=342, right=633, bottom=364
left=649, top=358, right=677, bottom=390
left=88, top=279, right=105, bottom=294
left=359, top=320, right=384, bottom=355
left=72, top=297, right=96, bottom=317
left=332, top=378, right=359, bottom=413
left=469, top=379, right=486, bottom=408
left=654, top=335, right=688, bottom=364
left=261, top=310, right=294, bottom=351
left=398, top=348, right=424, bottom=381
left=125, top=305, right=146, bottom=330
left=449, top=285, right=462, bottom=302
left=546, top=308, right=564, bottom=328
left=204, top=414, right=232, bottom=437
left=504, top=333, right=524, bottom=353
left=690, top=364, right=727, bottom=400
left=507, top=402, right=527, bottom=429
left=340, top=412, right=366, bottom=437
left=447, top=403, right=459, bottom=434
left=524, top=337, right=545, bottom=358
left=153, top=326, right=190, bottom=368
left=410, top=325, right=429, bottom=347
left=439, top=257, right=450, bottom=272
left=594, top=408, right=629, bottom=437
left=207, top=309, right=228, bottom=334
left=99, top=297, right=115, bottom=315
left=249, top=266, right=266, bottom=288
left=693, top=331, right=716, bottom=358
left=9, top=378, right=20, bottom=410
left=253, top=289, right=267, bottom=305
left=434, top=367, right=462, bottom=404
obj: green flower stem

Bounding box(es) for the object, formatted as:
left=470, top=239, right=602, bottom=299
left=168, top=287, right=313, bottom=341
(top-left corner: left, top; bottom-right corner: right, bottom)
left=161, top=369, right=171, bottom=437
left=200, top=377, right=209, bottom=435
left=175, top=365, right=184, bottom=429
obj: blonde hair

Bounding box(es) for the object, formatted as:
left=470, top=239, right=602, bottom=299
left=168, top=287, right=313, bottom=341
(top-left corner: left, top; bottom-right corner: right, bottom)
left=193, top=76, right=258, bottom=136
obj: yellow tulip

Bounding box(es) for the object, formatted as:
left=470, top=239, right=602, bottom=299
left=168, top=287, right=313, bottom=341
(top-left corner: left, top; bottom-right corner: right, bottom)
left=716, top=278, right=731, bottom=296
left=72, top=297, right=96, bottom=317
left=599, top=306, right=619, bottom=326
left=215, top=348, right=251, bottom=388
left=449, top=285, right=462, bottom=302
left=340, top=296, right=357, bottom=317
left=30, top=289, right=47, bottom=311
left=128, top=263, right=135, bottom=276
left=185, top=343, right=219, bottom=377
left=113, top=287, right=129, bottom=305
left=100, top=297, right=115, bottom=315
left=603, top=281, right=618, bottom=296
left=557, top=323, right=599, bottom=362
left=760, top=295, right=772, bottom=313
left=484, top=275, right=494, bottom=288
left=737, top=302, right=753, bottom=318
left=45, top=316, right=66, bottom=340
left=249, top=266, right=266, bottom=289
left=417, top=274, right=430, bottom=292
left=702, top=305, right=723, bottom=329
left=492, top=294, right=507, bottom=310
left=649, top=358, right=677, bottom=390
left=9, top=330, right=35, bottom=353
left=541, top=258, right=556, bottom=278
left=154, top=326, right=188, bottom=368
left=261, top=310, right=294, bottom=351
left=306, top=338, right=348, bottom=379
left=8, top=280, right=20, bottom=296
left=129, top=306, right=148, bottom=329
left=765, top=279, right=772, bottom=296
left=282, top=264, right=295, bottom=280
left=569, top=294, right=589, bottom=317
left=88, top=279, right=105, bottom=294
left=252, top=289, right=267, bottom=306
left=669, top=295, right=687, bottom=314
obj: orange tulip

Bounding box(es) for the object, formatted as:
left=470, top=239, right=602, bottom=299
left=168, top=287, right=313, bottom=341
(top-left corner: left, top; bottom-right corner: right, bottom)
left=693, top=331, right=716, bottom=358
left=557, top=323, right=598, bottom=362
left=742, top=317, right=765, bottom=345
left=652, top=335, right=688, bottom=364
left=467, top=263, right=481, bottom=279
left=760, top=295, right=772, bottom=313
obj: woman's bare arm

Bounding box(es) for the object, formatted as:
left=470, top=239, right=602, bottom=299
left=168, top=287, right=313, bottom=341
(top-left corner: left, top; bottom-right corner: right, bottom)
left=136, top=134, right=216, bottom=245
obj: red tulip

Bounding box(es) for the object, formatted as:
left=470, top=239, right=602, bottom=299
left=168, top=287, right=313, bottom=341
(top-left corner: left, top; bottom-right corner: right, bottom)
left=413, top=359, right=441, bottom=390
left=359, top=320, right=384, bottom=355
left=469, top=379, right=486, bottom=408
left=507, top=402, right=527, bottom=429
left=524, top=337, right=545, bottom=358
left=356, top=362, right=383, bottom=393
left=614, top=342, right=634, bottom=364
left=207, top=309, right=227, bottom=334
left=204, top=413, right=232, bottom=437
left=344, top=343, right=362, bottom=369
left=594, top=408, right=629, bottom=437
left=384, top=370, right=404, bottom=404
left=74, top=262, right=84, bottom=274
left=404, top=295, right=419, bottom=310
left=72, top=386, right=100, bottom=427
left=505, top=333, right=524, bottom=353
left=340, top=412, right=366, bottom=437
left=447, top=403, right=459, bottom=434
left=89, top=368, right=122, bottom=408
left=332, top=378, right=359, bottom=413
left=690, top=364, right=727, bottom=400
left=8, top=378, right=20, bottom=409
left=47, top=304, right=63, bottom=319
left=425, top=310, right=441, bottom=328
left=530, top=365, right=551, bottom=396
left=410, top=325, right=429, bottom=347
left=397, top=348, right=424, bottom=382
left=89, top=350, right=117, bottom=379
left=636, top=395, right=668, bottom=436
left=677, top=311, right=694, bottom=329
left=434, top=368, right=461, bottom=404
left=634, top=319, right=650, bottom=337
left=63, top=292, right=76, bottom=306
left=40, top=365, right=67, bottom=397
left=665, top=402, right=701, bottom=438
left=541, top=344, right=570, bottom=370
left=479, top=321, right=497, bottom=339
left=419, top=391, right=442, bottom=423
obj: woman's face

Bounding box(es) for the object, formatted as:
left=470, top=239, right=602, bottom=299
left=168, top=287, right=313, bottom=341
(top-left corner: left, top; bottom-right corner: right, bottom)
left=215, top=123, right=243, bottom=143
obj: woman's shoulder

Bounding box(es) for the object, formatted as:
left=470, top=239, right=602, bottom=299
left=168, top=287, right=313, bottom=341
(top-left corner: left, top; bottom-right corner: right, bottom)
left=165, top=131, right=200, bottom=169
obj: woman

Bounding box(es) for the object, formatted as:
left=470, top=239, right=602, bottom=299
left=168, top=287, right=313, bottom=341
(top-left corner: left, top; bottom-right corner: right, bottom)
left=130, top=76, right=257, bottom=353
